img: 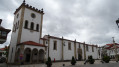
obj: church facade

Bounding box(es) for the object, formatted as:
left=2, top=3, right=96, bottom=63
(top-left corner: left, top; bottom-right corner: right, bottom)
left=8, top=1, right=101, bottom=64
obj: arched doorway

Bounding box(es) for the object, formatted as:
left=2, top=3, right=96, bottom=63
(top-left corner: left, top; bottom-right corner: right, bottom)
left=32, top=48, right=38, bottom=63
left=15, top=48, right=20, bottom=62
left=78, top=48, right=82, bottom=61
left=24, top=48, right=31, bottom=63
left=39, top=49, right=45, bottom=63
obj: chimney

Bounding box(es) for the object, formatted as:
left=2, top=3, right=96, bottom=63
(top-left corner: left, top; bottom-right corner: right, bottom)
left=0, top=19, right=2, bottom=25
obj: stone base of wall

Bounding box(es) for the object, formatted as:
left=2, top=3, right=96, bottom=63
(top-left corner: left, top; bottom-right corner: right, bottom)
left=8, top=64, right=46, bottom=67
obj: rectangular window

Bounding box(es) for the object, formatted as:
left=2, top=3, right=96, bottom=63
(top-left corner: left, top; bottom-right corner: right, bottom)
left=0, top=53, right=2, bottom=56
left=68, top=42, right=71, bottom=50
left=79, top=44, right=80, bottom=48
left=92, top=46, right=94, bottom=52
left=86, top=45, right=88, bottom=51
left=53, top=41, right=57, bottom=50
left=0, top=31, right=1, bottom=36
left=2, top=31, right=7, bottom=36
left=46, top=41, right=48, bottom=44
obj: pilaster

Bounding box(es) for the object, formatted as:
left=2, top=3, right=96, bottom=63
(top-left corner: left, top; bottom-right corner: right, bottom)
left=17, top=5, right=25, bottom=44
left=83, top=42, right=86, bottom=60
left=61, top=37, right=64, bottom=61
left=48, top=35, right=50, bottom=58
left=40, top=13, right=44, bottom=38
left=74, top=39, right=76, bottom=59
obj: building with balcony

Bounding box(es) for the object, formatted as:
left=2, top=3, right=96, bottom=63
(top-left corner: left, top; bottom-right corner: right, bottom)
left=0, top=19, right=11, bottom=44
left=102, top=43, right=119, bottom=59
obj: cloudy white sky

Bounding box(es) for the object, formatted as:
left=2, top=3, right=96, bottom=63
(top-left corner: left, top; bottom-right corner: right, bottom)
left=0, top=0, right=119, bottom=48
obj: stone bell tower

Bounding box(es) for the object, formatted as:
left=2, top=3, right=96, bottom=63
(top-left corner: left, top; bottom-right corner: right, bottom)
left=8, top=0, right=44, bottom=63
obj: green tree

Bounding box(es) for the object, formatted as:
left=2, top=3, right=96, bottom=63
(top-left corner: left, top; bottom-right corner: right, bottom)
left=71, top=56, right=76, bottom=65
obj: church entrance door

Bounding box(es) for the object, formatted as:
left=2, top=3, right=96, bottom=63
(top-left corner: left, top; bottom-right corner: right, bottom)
left=77, top=48, right=82, bottom=61
left=78, top=54, right=82, bottom=60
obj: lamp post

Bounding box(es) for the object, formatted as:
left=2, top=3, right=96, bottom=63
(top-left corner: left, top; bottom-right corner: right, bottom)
left=115, top=18, right=119, bottom=62
left=116, top=18, right=119, bottom=28
left=112, top=37, right=118, bottom=62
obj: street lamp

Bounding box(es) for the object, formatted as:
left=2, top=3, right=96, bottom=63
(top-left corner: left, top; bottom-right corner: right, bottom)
left=116, top=18, right=119, bottom=28
left=112, top=37, right=118, bottom=62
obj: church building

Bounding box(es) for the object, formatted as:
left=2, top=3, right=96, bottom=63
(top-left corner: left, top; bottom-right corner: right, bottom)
left=8, top=1, right=101, bottom=64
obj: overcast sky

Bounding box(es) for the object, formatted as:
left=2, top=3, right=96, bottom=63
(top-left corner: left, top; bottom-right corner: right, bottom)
left=0, top=0, right=119, bottom=48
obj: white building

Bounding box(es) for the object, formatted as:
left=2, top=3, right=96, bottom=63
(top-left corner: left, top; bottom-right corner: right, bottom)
left=8, top=1, right=101, bottom=64
left=103, top=43, right=119, bottom=59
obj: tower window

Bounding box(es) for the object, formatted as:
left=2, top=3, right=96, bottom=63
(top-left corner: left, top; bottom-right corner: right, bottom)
left=17, top=21, right=19, bottom=29
left=16, top=23, right=17, bottom=29
left=17, top=13, right=19, bottom=18
left=13, top=24, right=16, bottom=32
left=30, top=22, right=34, bottom=30
left=53, top=41, right=57, bottom=50
left=36, top=24, right=39, bottom=31
left=68, top=42, right=71, bottom=50
left=24, top=20, right=28, bottom=29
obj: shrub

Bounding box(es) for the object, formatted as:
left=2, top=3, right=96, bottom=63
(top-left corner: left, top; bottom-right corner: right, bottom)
left=88, top=56, right=95, bottom=64
left=71, top=56, right=76, bottom=65
left=118, top=55, right=119, bottom=61
left=46, top=57, right=52, bottom=67
left=102, top=56, right=110, bottom=63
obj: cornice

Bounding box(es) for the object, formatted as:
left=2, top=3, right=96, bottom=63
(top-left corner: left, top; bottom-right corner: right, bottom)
left=14, top=3, right=44, bottom=15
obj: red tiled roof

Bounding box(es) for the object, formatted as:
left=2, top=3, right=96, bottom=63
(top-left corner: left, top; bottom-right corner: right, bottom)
left=18, top=41, right=47, bottom=47
left=111, top=46, right=119, bottom=49
left=40, top=38, right=47, bottom=40
left=106, top=44, right=113, bottom=46
left=0, top=48, right=5, bottom=51
left=106, top=43, right=119, bottom=49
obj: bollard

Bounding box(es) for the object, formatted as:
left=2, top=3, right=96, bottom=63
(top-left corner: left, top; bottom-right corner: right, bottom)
left=54, top=58, right=55, bottom=62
